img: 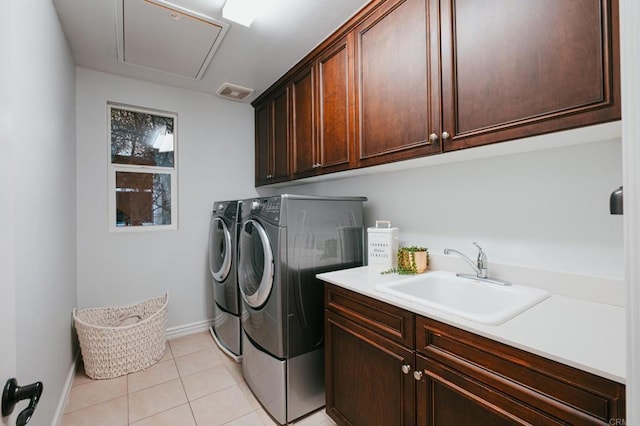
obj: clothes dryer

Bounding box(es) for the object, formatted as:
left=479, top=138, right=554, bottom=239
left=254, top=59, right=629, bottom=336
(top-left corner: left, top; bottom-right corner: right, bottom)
left=238, top=194, right=365, bottom=424
left=208, top=200, right=242, bottom=360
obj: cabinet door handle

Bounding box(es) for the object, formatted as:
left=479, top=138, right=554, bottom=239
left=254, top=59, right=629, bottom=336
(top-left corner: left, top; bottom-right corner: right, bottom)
left=266, top=174, right=273, bottom=179
left=441, top=131, right=450, bottom=140
left=428, top=133, right=438, bottom=144
left=401, top=364, right=411, bottom=374
left=413, top=370, right=423, bottom=381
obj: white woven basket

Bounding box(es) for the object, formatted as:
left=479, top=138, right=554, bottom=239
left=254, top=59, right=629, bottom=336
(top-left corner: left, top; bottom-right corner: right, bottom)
left=73, top=293, right=168, bottom=379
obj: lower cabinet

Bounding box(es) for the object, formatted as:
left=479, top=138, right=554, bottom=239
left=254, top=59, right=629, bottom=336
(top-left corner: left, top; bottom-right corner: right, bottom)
left=325, top=311, right=415, bottom=426
left=324, top=284, right=626, bottom=426
left=416, top=354, right=555, bottom=425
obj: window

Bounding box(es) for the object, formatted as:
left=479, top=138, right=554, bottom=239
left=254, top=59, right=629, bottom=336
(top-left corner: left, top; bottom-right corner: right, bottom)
left=108, top=103, right=178, bottom=231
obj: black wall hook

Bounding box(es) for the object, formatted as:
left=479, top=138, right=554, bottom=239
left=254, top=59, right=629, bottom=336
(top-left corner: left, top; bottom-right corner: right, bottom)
left=2, top=378, right=43, bottom=426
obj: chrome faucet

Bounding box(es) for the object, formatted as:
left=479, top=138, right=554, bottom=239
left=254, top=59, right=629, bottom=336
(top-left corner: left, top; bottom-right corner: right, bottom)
left=444, top=242, right=511, bottom=286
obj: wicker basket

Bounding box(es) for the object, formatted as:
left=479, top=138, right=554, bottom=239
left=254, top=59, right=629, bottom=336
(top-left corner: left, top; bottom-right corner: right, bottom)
left=73, top=293, right=168, bottom=379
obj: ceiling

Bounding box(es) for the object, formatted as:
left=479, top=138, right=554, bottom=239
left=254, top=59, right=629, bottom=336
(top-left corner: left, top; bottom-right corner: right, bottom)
left=53, top=0, right=370, bottom=103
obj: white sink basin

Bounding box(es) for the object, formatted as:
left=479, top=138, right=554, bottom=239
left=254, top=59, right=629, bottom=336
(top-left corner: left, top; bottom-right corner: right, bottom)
left=375, top=271, right=549, bottom=325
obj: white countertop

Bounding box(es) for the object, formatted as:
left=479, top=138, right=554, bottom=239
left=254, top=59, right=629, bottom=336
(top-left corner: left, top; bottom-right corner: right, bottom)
left=317, top=266, right=626, bottom=384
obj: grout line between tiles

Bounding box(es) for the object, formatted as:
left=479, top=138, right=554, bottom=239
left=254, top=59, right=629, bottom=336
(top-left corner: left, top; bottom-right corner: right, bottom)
left=63, top=394, right=126, bottom=415
left=172, top=348, right=198, bottom=425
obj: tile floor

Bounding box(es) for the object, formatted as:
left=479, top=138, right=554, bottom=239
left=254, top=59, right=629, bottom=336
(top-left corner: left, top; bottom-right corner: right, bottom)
left=62, top=331, right=337, bottom=426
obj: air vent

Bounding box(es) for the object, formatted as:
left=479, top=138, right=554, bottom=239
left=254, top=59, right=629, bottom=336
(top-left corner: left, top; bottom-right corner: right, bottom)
left=116, top=0, right=229, bottom=80
left=216, top=83, right=255, bottom=101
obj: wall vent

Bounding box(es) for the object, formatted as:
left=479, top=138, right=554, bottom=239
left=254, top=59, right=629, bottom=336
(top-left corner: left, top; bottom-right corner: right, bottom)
left=216, top=82, right=255, bottom=101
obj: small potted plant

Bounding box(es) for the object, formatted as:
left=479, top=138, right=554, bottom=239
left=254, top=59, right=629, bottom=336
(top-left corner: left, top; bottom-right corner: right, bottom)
left=382, top=246, right=429, bottom=275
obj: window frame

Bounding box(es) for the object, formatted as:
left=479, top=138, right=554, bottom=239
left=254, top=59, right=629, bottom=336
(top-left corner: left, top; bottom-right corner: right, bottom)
left=107, top=102, right=179, bottom=232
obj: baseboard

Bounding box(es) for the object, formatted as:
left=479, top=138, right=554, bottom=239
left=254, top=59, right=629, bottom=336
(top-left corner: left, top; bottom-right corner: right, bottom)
left=51, top=352, right=79, bottom=426
left=166, top=319, right=215, bottom=340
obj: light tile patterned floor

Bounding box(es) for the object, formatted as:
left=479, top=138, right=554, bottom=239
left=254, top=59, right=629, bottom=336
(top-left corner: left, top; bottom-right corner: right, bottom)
left=62, top=331, right=337, bottom=426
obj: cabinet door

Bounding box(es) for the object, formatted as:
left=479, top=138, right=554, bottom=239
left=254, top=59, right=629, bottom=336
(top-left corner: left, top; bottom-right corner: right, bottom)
left=291, top=66, right=317, bottom=179
left=354, top=0, right=441, bottom=167
left=317, top=35, right=354, bottom=174
left=271, top=86, right=290, bottom=182
left=440, top=0, right=620, bottom=151
left=415, top=354, right=560, bottom=425
left=254, top=100, right=271, bottom=186
left=325, top=311, right=415, bottom=426
left=416, top=316, right=626, bottom=424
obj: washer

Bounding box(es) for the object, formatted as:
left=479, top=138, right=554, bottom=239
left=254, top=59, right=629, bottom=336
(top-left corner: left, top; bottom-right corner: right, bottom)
left=208, top=200, right=242, bottom=360
left=238, top=194, right=365, bottom=424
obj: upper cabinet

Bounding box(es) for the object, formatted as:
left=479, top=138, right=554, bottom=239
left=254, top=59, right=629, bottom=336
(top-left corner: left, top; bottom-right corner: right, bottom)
left=439, top=0, right=620, bottom=151
left=254, top=86, right=290, bottom=186
left=291, top=65, right=316, bottom=179
left=291, top=35, right=356, bottom=180
left=354, top=0, right=441, bottom=167
left=317, top=35, right=355, bottom=175
left=252, top=0, right=620, bottom=186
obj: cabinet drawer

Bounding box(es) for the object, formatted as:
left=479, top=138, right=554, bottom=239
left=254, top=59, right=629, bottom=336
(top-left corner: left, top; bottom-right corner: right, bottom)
left=416, top=317, right=625, bottom=424
left=325, top=284, right=414, bottom=347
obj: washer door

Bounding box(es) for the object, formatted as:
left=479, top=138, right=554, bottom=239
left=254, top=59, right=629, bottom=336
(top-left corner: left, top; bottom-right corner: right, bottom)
left=209, top=216, right=232, bottom=282
left=238, top=219, right=274, bottom=309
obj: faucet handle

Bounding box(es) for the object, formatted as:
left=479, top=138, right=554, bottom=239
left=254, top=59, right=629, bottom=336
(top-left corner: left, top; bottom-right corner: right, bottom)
left=472, top=242, right=487, bottom=268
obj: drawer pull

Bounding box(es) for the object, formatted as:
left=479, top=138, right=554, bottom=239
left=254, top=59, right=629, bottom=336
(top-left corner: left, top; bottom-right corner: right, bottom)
left=401, top=364, right=411, bottom=374
left=413, top=370, right=423, bottom=381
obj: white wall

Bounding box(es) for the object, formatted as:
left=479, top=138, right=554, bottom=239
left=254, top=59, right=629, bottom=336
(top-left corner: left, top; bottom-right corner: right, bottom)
left=268, top=137, right=624, bottom=281
left=0, top=0, right=17, bottom=424
left=75, top=68, right=257, bottom=327
left=10, top=0, right=77, bottom=424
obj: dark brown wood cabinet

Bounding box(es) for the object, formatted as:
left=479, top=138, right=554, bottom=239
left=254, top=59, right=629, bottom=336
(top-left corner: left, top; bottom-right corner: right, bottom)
left=254, top=86, right=290, bottom=186
left=253, top=0, right=620, bottom=186
left=292, top=35, right=355, bottom=180
left=415, top=317, right=625, bottom=425
left=324, top=284, right=626, bottom=426
left=354, top=0, right=441, bottom=167
left=254, top=100, right=271, bottom=186
left=291, top=65, right=316, bottom=179
left=416, top=354, right=558, bottom=425
left=439, top=0, right=620, bottom=151
left=326, top=311, right=415, bottom=426
left=317, top=35, right=354, bottom=175
left=325, top=284, right=416, bottom=426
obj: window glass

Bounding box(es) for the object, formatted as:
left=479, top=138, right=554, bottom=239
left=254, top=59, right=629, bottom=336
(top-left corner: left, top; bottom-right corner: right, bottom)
left=115, top=172, right=171, bottom=227
left=110, top=107, right=174, bottom=167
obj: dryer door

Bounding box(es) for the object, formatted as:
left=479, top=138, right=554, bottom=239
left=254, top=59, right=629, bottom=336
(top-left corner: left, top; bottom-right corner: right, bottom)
left=209, top=216, right=233, bottom=282
left=238, top=219, right=274, bottom=308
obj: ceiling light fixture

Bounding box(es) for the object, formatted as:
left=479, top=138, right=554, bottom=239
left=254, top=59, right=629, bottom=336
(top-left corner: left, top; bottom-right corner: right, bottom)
left=222, top=0, right=259, bottom=27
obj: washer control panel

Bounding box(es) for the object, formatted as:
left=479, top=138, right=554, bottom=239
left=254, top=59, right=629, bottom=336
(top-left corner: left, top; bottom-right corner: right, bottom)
left=248, top=196, right=281, bottom=223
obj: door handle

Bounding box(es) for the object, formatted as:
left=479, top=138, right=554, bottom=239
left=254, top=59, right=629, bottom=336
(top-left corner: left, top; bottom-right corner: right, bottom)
left=2, top=378, right=43, bottom=426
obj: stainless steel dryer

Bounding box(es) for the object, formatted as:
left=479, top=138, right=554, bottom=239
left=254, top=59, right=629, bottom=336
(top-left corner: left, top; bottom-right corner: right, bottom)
left=208, top=200, right=242, bottom=360
left=238, top=194, right=365, bottom=424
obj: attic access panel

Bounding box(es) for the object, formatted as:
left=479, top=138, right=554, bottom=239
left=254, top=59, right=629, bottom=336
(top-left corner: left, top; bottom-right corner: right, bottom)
left=116, top=0, right=229, bottom=79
